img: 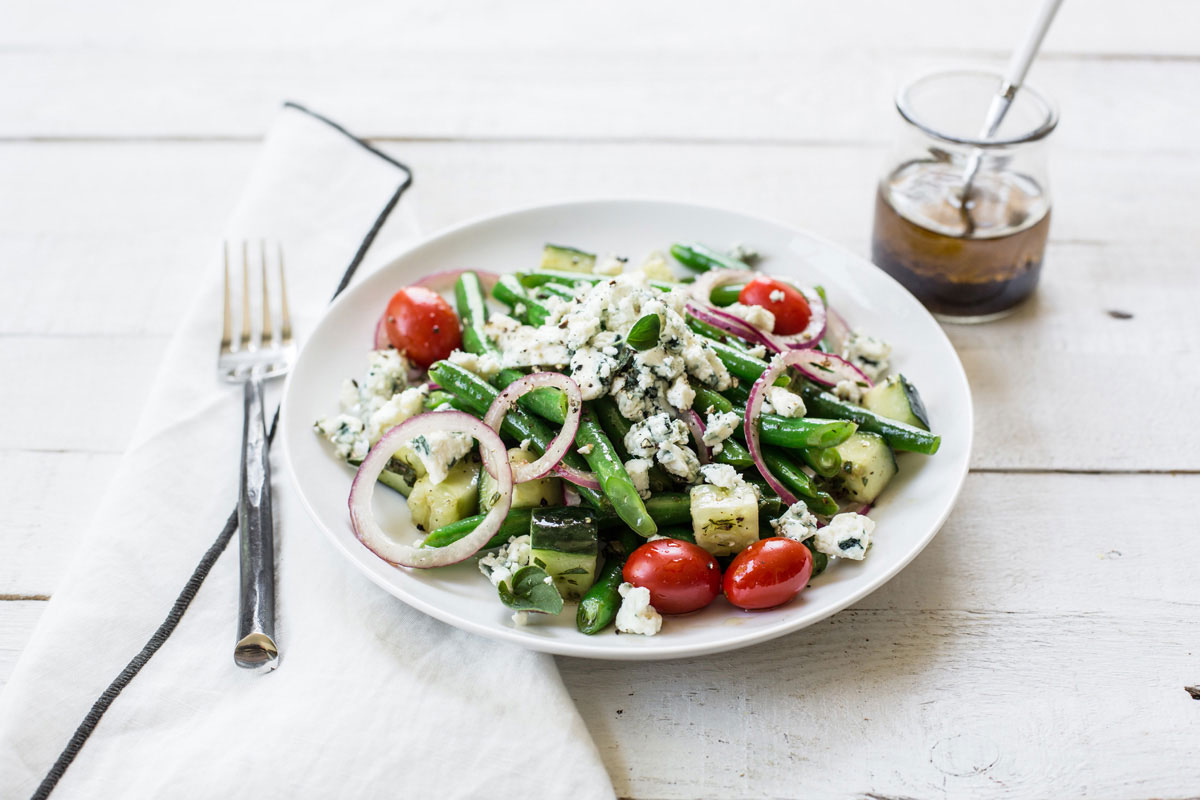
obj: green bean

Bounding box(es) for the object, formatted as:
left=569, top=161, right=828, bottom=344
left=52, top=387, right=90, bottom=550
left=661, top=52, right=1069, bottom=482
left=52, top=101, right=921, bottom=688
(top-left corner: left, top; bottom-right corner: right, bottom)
left=736, top=411, right=858, bottom=449
left=798, top=445, right=842, bottom=478
left=709, top=284, right=743, bottom=306
left=702, top=338, right=788, bottom=387
left=428, top=361, right=606, bottom=508
left=576, top=410, right=657, bottom=538
left=493, top=274, right=552, bottom=325
left=493, top=368, right=569, bottom=424
left=723, top=382, right=751, bottom=405
left=517, top=271, right=676, bottom=293
left=576, top=558, right=624, bottom=635
left=686, top=315, right=730, bottom=343
left=454, top=272, right=498, bottom=356
left=808, top=544, right=829, bottom=578
left=760, top=448, right=839, bottom=515
left=591, top=396, right=674, bottom=493
left=422, top=508, right=534, bottom=549
left=712, top=438, right=753, bottom=469
left=693, top=386, right=734, bottom=415
left=425, top=389, right=459, bottom=410
left=799, top=384, right=941, bottom=455
left=538, top=282, right=578, bottom=301
left=669, top=242, right=751, bottom=273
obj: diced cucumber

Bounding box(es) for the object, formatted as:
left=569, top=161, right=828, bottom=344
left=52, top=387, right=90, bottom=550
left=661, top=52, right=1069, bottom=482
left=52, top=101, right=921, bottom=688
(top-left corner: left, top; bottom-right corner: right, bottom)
left=479, top=448, right=563, bottom=512
left=826, top=432, right=897, bottom=504
left=530, top=507, right=600, bottom=599
left=377, top=469, right=414, bottom=497
left=407, top=460, right=480, bottom=532
left=540, top=244, right=596, bottom=273
left=861, top=374, right=930, bottom=430
left=689, top=482, right=759, bottom=556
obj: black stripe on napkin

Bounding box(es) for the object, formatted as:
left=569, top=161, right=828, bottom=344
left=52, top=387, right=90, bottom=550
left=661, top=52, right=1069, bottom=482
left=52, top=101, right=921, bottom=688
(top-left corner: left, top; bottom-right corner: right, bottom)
left=31, top=101, right=413, bottom=800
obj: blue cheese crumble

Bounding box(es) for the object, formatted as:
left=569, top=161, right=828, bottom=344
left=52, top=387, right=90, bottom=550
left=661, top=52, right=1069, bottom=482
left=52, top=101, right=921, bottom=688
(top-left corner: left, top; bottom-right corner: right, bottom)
left=625, top=413, right=702, bottom=483
left=771, top=500, right=819, bottom=542
left=762, top=386, right=806, bottom=418
left=616, top=582, right=662, bottom=636
left=812, top=512, right=875, bottom=560
left=315, top=349, right=418, bottom=461
left=723, top=302, right=776, bottom=333
left=702, top=410, right=741, bottom=454
left=841, top=330, right=892, bottom=383
left=624, top=458, right=653, bottom=499
left=478, top=534, right=531, bottom=587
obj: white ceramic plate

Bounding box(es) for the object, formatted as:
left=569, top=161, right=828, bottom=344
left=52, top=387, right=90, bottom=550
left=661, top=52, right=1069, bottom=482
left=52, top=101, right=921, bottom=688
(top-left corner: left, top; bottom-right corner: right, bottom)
left=281, top=199, right=972, bottom=660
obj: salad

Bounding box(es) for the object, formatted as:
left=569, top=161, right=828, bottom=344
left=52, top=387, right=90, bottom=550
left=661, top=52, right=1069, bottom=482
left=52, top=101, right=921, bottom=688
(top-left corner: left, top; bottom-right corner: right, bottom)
left=314, top=242, right=941, bottom=637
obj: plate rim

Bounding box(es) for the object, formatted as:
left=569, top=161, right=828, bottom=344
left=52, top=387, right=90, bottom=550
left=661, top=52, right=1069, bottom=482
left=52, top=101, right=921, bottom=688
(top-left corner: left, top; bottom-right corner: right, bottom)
left=280, top=195, right=974, bottom=660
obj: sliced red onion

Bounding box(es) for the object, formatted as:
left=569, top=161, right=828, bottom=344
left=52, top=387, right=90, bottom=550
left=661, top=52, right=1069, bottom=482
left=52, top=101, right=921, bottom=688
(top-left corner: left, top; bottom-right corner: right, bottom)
left=373, top=311, right=391, bottom=349
left=554, top=463, right=601, bottom=491
left=413, top=269, right=500, bottom=293
left=823, top=305, right=851, bottom=354
left=683, top=409, right=710, bottom=465
left=744, top=350, right=868, bottom=505
left=349, top=411, right=512, bottom=568
left=782, top=349, right=872, bottom=388
left=563, top=484, right=582, bottom=507
left=686, top=301, right=779, bottom=351
left=483, top=372, right=583, bottom=483
left=688, top=271, right=827, bottom=352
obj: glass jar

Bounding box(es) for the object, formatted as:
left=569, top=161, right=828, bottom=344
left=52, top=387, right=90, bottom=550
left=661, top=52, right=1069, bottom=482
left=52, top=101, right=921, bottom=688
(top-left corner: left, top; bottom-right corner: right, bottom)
left=871, top=70, right=1058, bottom=323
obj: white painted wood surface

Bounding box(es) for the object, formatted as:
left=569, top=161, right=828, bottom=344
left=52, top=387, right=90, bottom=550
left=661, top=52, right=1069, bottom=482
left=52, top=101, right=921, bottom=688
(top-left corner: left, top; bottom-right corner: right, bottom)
left=2, top=1, right=1199, bottom=797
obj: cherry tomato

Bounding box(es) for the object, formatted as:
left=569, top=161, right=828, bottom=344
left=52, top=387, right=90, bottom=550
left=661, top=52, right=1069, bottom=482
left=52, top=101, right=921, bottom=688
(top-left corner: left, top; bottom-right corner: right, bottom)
left=737, top=277, right=812, bottom=336
left=384, top=287, right=462, bottom=368
left=623, top=539, right=721, bottom=615
left=723, top=537, right=813, bottom=610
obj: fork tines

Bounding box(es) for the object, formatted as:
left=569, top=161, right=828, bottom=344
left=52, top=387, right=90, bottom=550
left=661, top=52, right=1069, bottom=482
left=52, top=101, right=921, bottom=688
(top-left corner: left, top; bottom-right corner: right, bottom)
left=219, top=240, right=293, bottom=380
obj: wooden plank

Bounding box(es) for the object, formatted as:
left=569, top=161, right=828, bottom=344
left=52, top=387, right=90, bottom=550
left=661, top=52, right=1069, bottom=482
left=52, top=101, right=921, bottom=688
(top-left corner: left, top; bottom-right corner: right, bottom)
left=7, top=0, right=1200, bottom=56
left=2, top=472, right=1197, bottom=792
left=2, top=141, right=1197, bottom=338
left=1, top=50, right=1197, bottom=150
left=0, top=452, right=123, bottom=595
left=0, top=336, right=166, bottom=453
left=0, top=602, right=46, bottom=695
left=557, top=471, right=1200, bottom=799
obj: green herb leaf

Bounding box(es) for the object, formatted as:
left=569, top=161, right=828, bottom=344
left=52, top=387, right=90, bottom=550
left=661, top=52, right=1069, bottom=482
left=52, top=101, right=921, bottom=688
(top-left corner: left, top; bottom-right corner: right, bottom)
left=626, top=314, right=662, bottom=351
left=497, top=565, right=565, bottom=615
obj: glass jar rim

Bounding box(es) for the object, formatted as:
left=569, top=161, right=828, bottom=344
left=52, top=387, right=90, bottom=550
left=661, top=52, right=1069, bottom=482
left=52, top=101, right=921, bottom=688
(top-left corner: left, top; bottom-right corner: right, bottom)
left=895, top=69, right=1059, bottom=147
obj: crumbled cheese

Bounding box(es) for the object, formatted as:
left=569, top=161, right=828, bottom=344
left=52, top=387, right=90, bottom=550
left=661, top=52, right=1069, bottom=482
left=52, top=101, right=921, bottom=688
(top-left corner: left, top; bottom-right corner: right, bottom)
left=723, top=302, right=776, bottom=333
left=702, top=411, right=741, bottom=450
left=764, top=386, right=806, bottom=418
left=625, top=413, right=689, bottom=457
left=478, top=534, right=531, bottom=587
left=406, top=430, right=473, bottom=485
left=771, top=501, right=819, bottom=543
left=656, top=441, right=702, bottom=482
left=768, top=289, right=786, bottom=303
left=745, top=344, right=768, bottom=359
left=315, top=349, right=416, bottom=460
left=833, top=379, right=864, bottom=404
left=313, top=414, right=369, bottom=462
left=511, top=612, right=531, bottom=626
left=841, top=330, right=892, bottom=383
left=624, top=458, right=653, bottom=499
left=448, top=349, right=502, bottom=380
left=578, top=443, right=595, bottom=456
left=728, top=243, right=759, bottom=265
left=484, top=272, right=731, bottom=422
left=813, top=513, right=875, bottom=560
left=698, top=463, right=743, bottom=490
left=366, top=385, right=430, bottom=443
left=616, top=582, right=662, bottom=636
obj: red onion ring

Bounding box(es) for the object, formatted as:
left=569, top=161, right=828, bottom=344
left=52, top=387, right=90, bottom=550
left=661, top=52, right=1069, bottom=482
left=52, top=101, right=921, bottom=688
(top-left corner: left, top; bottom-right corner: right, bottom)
left=373, top=312, right=391, bottom=349
left=823, top=305, right=851, bottom=354
left=688, top=270, right=827, bottom=352
left=682, top=410, right=710, bottom=465
left=349, top=411, right=512, bottom=568
left=413, top=269, right=500, bottom=293
left=483, top=372, right=583, bottom=483
left=782, top=349, right=872, bottom=388
left=554, top=463, right=602, bottom=491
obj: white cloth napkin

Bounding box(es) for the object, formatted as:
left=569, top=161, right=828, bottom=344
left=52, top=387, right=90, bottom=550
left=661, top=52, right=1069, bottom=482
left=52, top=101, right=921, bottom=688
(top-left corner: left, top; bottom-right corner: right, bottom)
left=0, top=104, right=614, bottom=800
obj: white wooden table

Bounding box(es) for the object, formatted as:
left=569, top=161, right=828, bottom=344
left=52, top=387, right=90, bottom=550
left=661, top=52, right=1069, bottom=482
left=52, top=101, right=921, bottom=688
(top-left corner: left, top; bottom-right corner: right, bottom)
left=3, top=2, right=1199, bottom=796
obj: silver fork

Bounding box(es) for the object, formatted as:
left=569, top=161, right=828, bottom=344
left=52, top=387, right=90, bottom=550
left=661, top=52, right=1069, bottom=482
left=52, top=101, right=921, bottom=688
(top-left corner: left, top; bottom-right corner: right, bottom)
left=219, top=241, right=294, bottom=671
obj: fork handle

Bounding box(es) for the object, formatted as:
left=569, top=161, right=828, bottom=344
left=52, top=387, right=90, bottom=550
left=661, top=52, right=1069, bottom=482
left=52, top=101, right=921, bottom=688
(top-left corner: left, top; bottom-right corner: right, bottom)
left=235, top=376, right=279, bottom=670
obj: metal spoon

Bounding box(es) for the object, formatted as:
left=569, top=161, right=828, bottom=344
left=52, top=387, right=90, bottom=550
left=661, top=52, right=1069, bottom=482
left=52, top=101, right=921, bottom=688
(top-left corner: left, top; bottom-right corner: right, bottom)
left=958, top=0, right=1065, bottom=230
